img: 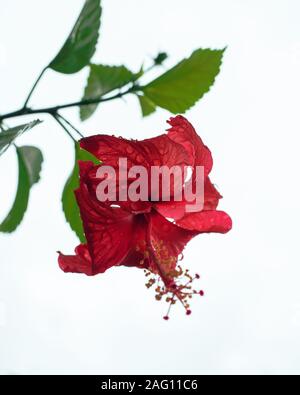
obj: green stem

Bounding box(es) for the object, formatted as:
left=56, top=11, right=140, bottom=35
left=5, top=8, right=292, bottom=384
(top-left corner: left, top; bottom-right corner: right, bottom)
left=0, top=85, right=140, bottom=122
left=51, top=114, right=77, bottom=142
left=23, top=67, right=48, bottom=109
left=0, top=55, right=164, bottom=123
left=56, top=113, right=84, bottom=139
left=0, top=120, right=8, bottom=131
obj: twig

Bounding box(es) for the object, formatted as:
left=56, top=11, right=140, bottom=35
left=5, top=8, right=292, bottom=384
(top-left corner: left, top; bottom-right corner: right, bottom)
left=23, top=67, right=48, bottom=108
left=51, top=114, right=77, bottom=142
left=56, top=113, right=84, bottom=139
left=0, top=86, right=140, bottom=122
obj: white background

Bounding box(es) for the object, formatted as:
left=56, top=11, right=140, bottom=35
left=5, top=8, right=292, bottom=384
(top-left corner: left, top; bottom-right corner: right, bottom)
left=0, top=0, right=300, bottom=375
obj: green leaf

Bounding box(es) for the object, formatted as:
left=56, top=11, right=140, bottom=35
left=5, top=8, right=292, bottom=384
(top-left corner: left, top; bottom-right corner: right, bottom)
left=0, top=146, right=43, bottom=233
left=137, top=95, right=156, bottom=117
left=143, top=48, right=225, bottom=114
left=62, top=142, right=99, bottom=242
left=49, top=0, right=102, bottom=74
left=80, top=64, right=135, bottom=121
left=0, top=120, right=42, bottom=157
left=19, top=146, right=43, bottom=185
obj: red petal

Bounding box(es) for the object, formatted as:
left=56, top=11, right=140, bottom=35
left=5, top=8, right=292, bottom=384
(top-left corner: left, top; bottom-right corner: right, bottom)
left=120, top=215, right=151, bottom=269
left=167, top=115, right=213, bottom=177
left=78, top=161, right=153, bottom=214
left=148, top=211, right=194, bottom=258
left=75, top=182, right=135, bottom=274
left=155, top=178, right=222, bottom=220
left=80, top=135, right=149, bottom=169
left=58, top=244, right=93, bottom=276
left=78, top=160, right=95, bottom=179
left=80, top=134, right=193, bottom=170
left=155, top=201, right=187, bottom=221
left=58, top=217, right=151, bottom=275
left=138, top=135, right=193, bottom=168
left=80, top=133, right=194, bottom=206
left=176, top=211, right=232, bottom=234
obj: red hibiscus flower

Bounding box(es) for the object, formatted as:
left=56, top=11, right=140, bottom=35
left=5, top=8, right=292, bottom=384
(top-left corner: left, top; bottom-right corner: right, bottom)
left=58, top=116, right=232, bottom=319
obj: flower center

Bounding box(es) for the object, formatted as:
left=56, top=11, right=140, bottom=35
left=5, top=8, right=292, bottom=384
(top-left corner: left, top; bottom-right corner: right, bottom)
left=144, top=238, right=204, bottom=320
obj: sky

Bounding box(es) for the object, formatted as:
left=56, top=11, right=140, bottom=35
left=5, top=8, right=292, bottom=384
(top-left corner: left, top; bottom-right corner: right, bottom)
left=0, top=0, right=300, bottom=375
